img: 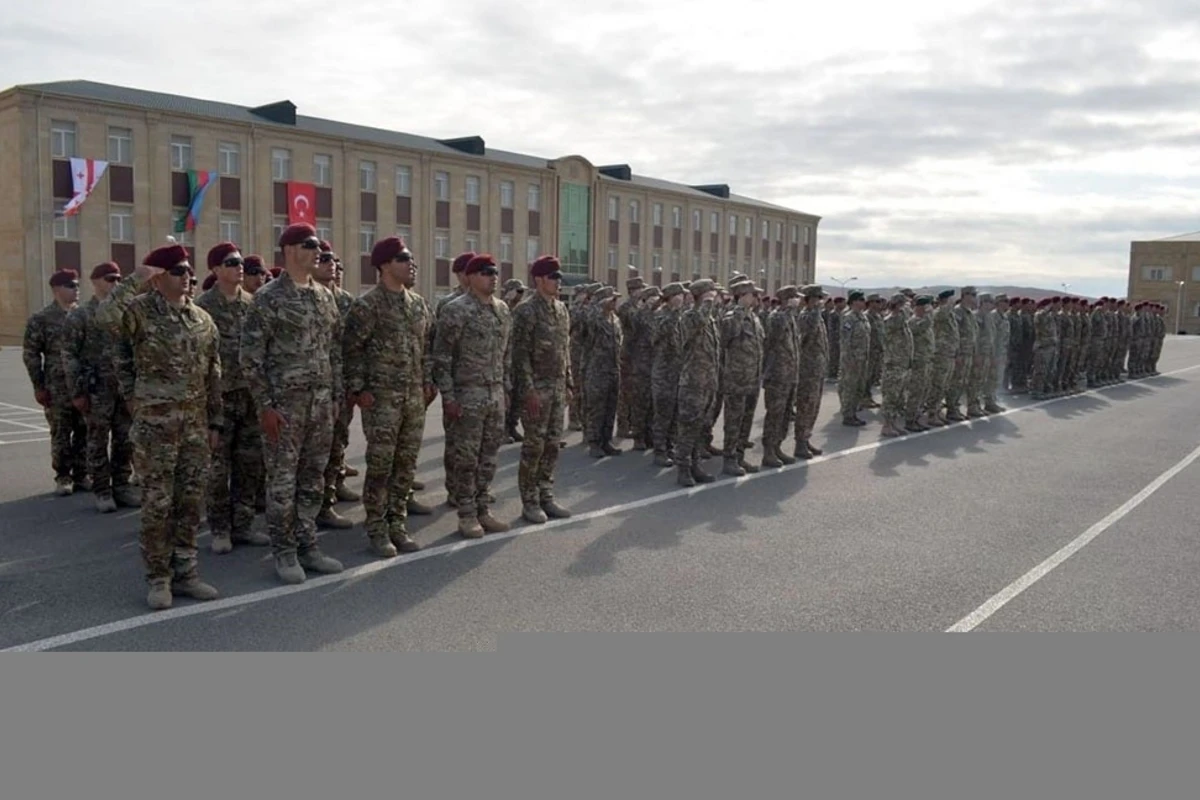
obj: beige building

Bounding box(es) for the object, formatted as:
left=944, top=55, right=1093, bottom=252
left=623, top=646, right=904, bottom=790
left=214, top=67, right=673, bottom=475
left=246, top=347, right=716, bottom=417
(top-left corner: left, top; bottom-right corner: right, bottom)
left=1127, top=231, right=1200, bottom=333
left=0, top=80, right=820, bottom=345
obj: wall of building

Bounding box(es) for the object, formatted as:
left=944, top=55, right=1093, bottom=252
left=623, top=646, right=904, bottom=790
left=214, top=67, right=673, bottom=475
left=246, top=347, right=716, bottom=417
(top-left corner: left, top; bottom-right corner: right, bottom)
left=0, top=95, right=28, bottom=345
left=1128, top=240, right=1200, bottom=332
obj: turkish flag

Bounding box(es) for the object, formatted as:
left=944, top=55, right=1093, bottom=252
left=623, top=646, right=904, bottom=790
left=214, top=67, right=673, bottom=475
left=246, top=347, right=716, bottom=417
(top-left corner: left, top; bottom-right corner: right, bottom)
left=287, top=181, right=316, bottom=225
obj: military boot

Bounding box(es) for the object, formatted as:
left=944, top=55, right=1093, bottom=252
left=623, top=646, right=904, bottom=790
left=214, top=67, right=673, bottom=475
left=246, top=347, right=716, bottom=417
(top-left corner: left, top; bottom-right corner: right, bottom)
left=390, top=528, right=422, bottom=552
left=523, top=503, right=548, bottom=524
left=653, top=451, right=674, bottom=468
left=232, top=529, right=271, bottom=547
left=677, top=465, right=696, bottom=487
left=723, top=457, right=746, bottom=477
left=690, top=462, right=716, bottom=483
left=739, top=457, right=761, bottom=474
left=173, top=576, right=219, bottom=601
left=793, top=441, right=814, bottom=460
left=459, top=516, right=485, bottom=539
left=335, top=479, right=361, bottom=503
left=95, top=493, right=118, bottom=513
left=407, top=494, right=434, bottom=515
left=541, top=498, right=572, bottom=519
left=805, top=440, right=824, bottom=456
left=775, top=445, right=797, bottom=466
left=368, top=535, right=398, bottom=559
left=967, top=405, right=986, bottom=419
left=411, top=478, right=425, bottom=490
left=343, top=465, right=360, bottom=477
left=298, top=547, right=344, bottom=574
left=602, top=441, right=623, bottom=456
left=984, top=402, right=1005, bottom=414
left=113, top=485, right=142, bottom=507
left=211, top=533, right=234, bottom=555
left=479, top=512, right=510, bottom=534
left=53, top=477, right=73, bottom=497
left=317, top=503, right=354, bottom=529
left=588, top=444, right=606, bottom=458
left=761, top=445, right=783, bottom=469
left=275, top=552, right=306, bottom=584
left=904, top=419, right=925, bottom=433
left=147, top=579, right=172, bottom=610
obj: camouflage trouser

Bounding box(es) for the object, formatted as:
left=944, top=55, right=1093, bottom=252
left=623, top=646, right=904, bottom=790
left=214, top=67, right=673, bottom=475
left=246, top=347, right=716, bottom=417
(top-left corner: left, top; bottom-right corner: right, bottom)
left=361, top=386, right=425, bottom=537
left=763, top=377, right=798, bottom=447
left=880, top=362, right=909, bottom=422
left=991, top=353, right=1007, bottom=401
left=584, top=370, right=619, bottom=446
left=322, top=399, right=355, bottom=500
left=1088, top=341, right=1106, bottom=383
left=1031, top=347, right=1056, bottom=395
left=207, top=388, right=262, bottom=538
left=1055, top=347, right=1073, bottom=391
left=628, top=364, right=654, bottom=445
left=904, top=361, right=930, bottom=423
left=568, top=344, right=584, bottom=430
left=505, top=387, right=521, bottom=435
left=264, top=387, right=334, bottom=556
left=793, top=366, right=826, bottom=443
left=722, top=390, right=758, bottom=458
left=617, top=352, right=634, bottom=435
left=867, top=348, right=882, bottom=393
left=85, top=382, right=133, bottom=496
left=46, top=399, right=87, bottom=482
left=837, top=360, right=866, bottom=420
left=651, top=367, right=680, bottom=455
left=445, top=385, right=504, bottom=518
left=826, top=338, right=841, bottom=378
left=131, top=404, right=208, bottom=583
left=925, top=354, right=954, bottom=414
left=969, top=354, right=990, bottom=410
left=674, top=386, right=718, bottom=466
left=518, top=384, right=566, bottom=505
left=946, top=355, right=972, bottom=412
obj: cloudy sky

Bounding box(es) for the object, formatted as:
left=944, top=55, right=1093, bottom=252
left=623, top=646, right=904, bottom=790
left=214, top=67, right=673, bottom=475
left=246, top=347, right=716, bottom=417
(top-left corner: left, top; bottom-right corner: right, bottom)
left=6, top=0, right=1200, bottom=296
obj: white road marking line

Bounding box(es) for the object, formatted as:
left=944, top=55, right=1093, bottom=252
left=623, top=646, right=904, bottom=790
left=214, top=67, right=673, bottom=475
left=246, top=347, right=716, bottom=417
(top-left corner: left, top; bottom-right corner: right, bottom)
left=948, top=440, right=1200, bottom=632
left=0, top=438, right=50, bottom=446
left=0, top=417, right=51, bottom=432
left=3, top=366, right=1197, bottom=652
left=4, top=601, right=42, bottom=616
left=0, top=401, right=45, bottom=413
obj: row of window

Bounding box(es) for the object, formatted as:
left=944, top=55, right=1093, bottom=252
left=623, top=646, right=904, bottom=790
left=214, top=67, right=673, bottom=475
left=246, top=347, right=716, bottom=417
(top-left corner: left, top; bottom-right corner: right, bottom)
left=1142, top=266, right=1200, bottom=282
left=605, top=245, right=800, bottom=276
left=604, top=195, right=810, bottom=244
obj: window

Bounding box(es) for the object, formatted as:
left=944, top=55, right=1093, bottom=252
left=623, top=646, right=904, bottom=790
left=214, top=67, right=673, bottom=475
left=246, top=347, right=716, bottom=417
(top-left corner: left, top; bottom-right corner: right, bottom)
left=652, top=250, right=662, bottom=271
left=1193, top=302, right=1200, bottom=317
left=219, top=214, right=241, bottom=244
left=109, top=206, right=133, bottom=242
left=745, top=218, right=753, bottom=237
left=775, top=222, right=783, bottom=241
left=528, top=184, right=541, bottom=211
left=313, top=154, right=331, bottom=187
left=608, top=246, right=618, bottom=268
left=692, top=209, right=701, bottom=231
left=671, top=252, right=680, bottom=272
left=217, top=142, right=240, bottom=177
left=629, top=200, right=640, bottom=222
left=359, top=223, right=377, bottom=254
left=709, top=211, right=719, bottom=233
left=51, top=121, right=77, bottom=158
left=1143, top=266, right=1169, bottom=282
left=107, top=128, right=133, bottom=165
left=500, top=234, right=514, bottom=263
left=395, top=165, right=412, bottom=196
left=272, top=215, right=288, bottom=245
left=1192, top=266, right=1200, bottom=282
left=708, top=255, right=718, bottom=275
left=173, top=230, right=192, bottom=247
left=316, top=221, right=333, bottom=242
left=629, top=247, right=640, bottom=268
left=170, top=136, right=193, bottom=171
left=652, top=203, right=663, bottom=226
left=53, top=201, right=78, bottom=239
left=691, top=254, right=701, bottom=273
left=609, top=196, right=620, bottom=221
left=464, top=234, right=478, bottom=253
left=271, top=147, right=291, bottom=181
left=791, top=224, right=800, bottom=243
left=434, top=171, right=450, bottom=201
left=744, top=258, right=752, bottom=276
left=465, top=175, right=481, bottom=204
left=526, top=237, right=540, bottom=262
left=434, top=232, right=450, bottom=258
left=359, top=160, right=377, bottom=192
left=672, top=206, right=682, bottom=228
left=500, top=181, right=515, bottom=208
left=803, top=226, right=811, bottom=245
left=729, top=259, right=737, bottom=274
left=729, top=214, right=737, bottom=235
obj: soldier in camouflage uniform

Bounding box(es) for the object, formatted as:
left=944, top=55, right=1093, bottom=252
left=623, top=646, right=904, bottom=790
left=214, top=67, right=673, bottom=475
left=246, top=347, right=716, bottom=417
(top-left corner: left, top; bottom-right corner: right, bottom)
left=616, top=275, right=646, bottom=439
left=838, top=290, right=871, bottom=426
left=862, top=294, right=884, bottom=409
left=970, top=293, right=995, bottom=416
left=990, top=294, right=1011, bottom=401
left=1030, top=297, right=1059, bottom=399
left=567, top=283, right=597, bottom=432
left=241, top=254, right=270, bottom=511
left=511, top=256, right=574, bottom=524
left=904, top=295, right=935, bottom=431
left=23, top=268, right=87, bottom=495
left=719, top=280, right=764, bottom=477
left=116, top=242, right=223, bottom=611
left=761, top=285, right=801, bottom=466
left=793, top=284, right=829, bottom=458
left=501, top=278, right=528, bottom=443
left=195, top=243, right=270, bottom=553
left=241, top=223, right=346, bottom=584
left=946, top=288, right=979, bottom=420
left=433, top=252, right=476, bottom=506
left=627, top=285, right=661, bottom=450
left=674, top=279, right=722, bottom=485
left=432, top=253, right=513, bottom=539
left=342, top=237, right=436, bottom=558
left=826, top=296, right=845, bottom=380
left=879, top=294, right=913, bottom=437
left=583, top=286, right=623, bottom=458
left=63, top=262, right=137, bottom=512
left=924, top=290, right=958, bottom=426
left=1150, top=303, right=1166, bottom=374
left=650, top=282, right=687, bottom=467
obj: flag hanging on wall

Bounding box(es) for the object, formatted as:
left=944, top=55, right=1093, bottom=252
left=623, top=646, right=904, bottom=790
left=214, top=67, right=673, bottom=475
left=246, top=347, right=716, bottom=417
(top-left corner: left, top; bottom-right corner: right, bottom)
left=174, top=170, right=219, bottom=233
left=287, top=181, right=316, bottom=225
left=61, top=157, right=109, bottom=216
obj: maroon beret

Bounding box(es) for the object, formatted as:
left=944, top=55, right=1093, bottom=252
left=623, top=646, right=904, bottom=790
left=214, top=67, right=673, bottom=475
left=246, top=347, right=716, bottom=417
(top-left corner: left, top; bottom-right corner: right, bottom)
left=278, top=223, right=318, bottom=248
left=206, top=242, right=240, bottom=269
left=243, top=255, right=266, bottom=273
left=269, top=267, right=283, bottom=279
left=319, top=240, right=332, bottom=253
left=49, top=268, right=79, bottom=288
left=370, top=236, right=410, bottom=267
left=144, top=244, right=189, bottom=270
left=530, top=255, right=562, bottom=279
left=452, top=251, right=477, bottom=274
left=464, top=253, right=497, bottom=275
left=90, top=262, right=120, bottom=280
left=201, top=273, right=218, bottom=291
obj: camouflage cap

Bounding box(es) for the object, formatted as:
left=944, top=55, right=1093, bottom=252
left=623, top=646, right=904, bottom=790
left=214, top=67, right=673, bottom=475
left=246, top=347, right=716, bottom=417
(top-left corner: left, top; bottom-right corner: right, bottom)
left=640, top=285, right=662, bottom=300
left=961, top=285, right=978, bottom=296
left=775, top=285, right=800, bottom=302
left=915, top=295, right=934, bottom=306
left=732, top=281, right=760, bottom=296
left=890, top=293, right=907, bottom=304
left=593, top=286, right=619, bottom=302
left=995, top=293, right=1009, bottom=302
left=625, top=276, right=646, bottom=291
left=847, top=289, right=866, bottom=302
left=900, top=287, right=916, bottom=296
left=866, top=292, right=883, bottom=302
left=978, top=292, right=994, bottom=303
left=661, top=282, right=687, bottom=299
left=800, top=284, right=825, bottom=298
left=690, top=278, right=719, bottom=296
left=502, top=278, right=526, bottom=292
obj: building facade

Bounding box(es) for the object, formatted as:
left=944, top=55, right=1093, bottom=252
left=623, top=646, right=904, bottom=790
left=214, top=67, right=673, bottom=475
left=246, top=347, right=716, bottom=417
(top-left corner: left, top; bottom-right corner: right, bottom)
left=0, top=80, right=820, bottom=345
left=1128, top=232, right=1200, bottom=334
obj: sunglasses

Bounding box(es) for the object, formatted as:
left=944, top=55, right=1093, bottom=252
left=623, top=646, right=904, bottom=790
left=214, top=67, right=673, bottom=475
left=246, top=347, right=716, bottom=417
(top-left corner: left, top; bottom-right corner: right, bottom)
left=318, top=253, right=336, bottom=263
left=300, top=238, right=321, bottom=250
left=395, top=253, right=413, bottom=263
left=222, top=257, right=244, bottom=268
left=244, top=268, right=265, bottom=277
left=547, top=272, right=563, bottom=281
left=190, top=278, right=198, bottom=286
left=63, top=281, right=80, bottom=289
left=102, top=275, right=120, bottom=283
left=167, top=263, right=194, bottom=277
left=478, top=267, right=499, bottom=277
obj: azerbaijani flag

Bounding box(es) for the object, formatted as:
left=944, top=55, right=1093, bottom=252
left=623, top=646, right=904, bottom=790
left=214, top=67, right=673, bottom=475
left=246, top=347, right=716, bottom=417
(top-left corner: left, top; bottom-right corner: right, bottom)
left=174, top=170, right=219, bottom=233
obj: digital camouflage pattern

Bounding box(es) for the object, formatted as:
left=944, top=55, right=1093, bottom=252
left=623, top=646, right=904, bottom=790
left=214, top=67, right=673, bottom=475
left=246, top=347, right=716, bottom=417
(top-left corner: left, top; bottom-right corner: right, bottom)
left=720, top=304, right=764, bottom=463
left=905, top=311, right=934, bottom=424
left=762, top=306, right=800, bottom=446
left=837, top=309, right=871, bottom=421
left=627, top=298, right=658, bottom=446
left=651, top=304, right=685, bottom=459
left=794, top=305, right=829, bottom=445
left=926, top=302, right=958, bottom=418
left=24, top=302, right=87, bottom=484
left=583, top=308, right=622, bottom=448
left=948, top=304, right=978, bottom=415
left=511, top=291, right=572, bottom=504
left=674, top=299, right=722, bottom=475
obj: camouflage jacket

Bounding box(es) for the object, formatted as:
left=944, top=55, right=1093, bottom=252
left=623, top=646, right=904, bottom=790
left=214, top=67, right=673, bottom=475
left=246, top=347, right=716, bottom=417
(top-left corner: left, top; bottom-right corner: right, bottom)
left=62, top=296, right=116, bottom=399
left=720, top=305, right=764, bottom=389
left=651, top=306, right=685, bottom=381
left=195, top=285, right=254, bottom=395
left=953, top=305, right=978, bottom=357
left=933, top=304, right=959, bottom=357
left=908, top=312, right=935, bottom=367
left=975, top=307, right=995, bottom=357
left=840, top=309, right=871, bottom=361
left=882, top=310, right=914, bottom=367
left=23, top=302, right=76, bottom=398
left=993, top=310, right=1011, bottom=360
left=677, top=301, right=721, bottom=392
left=629, top=302, right=658, bottom=372
left=1034, top=309, right=1059, bottom=348
left=510, top=291, right=572, bottom=396
left=796, top=306, right=829, bottom=373
left=342, top=284, right=433, bottom=395
left=431, top=291, right=512, bottom=405
left=116, top=291, right=222, bottom=425
left=241, top=271, right=343, bottom=408
left=584, top=310, right=622, bottom=381
left=763, top=307, right=800, bottom=384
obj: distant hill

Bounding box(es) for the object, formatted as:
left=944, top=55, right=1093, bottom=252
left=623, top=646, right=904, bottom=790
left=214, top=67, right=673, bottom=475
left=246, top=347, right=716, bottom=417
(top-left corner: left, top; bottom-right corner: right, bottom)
left=819, top=285, right=1097, bottom=301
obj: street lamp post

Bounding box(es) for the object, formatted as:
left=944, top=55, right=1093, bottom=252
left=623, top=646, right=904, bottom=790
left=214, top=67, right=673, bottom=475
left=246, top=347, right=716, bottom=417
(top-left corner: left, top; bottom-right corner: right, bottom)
left=829, top=275, right=858, bottom=292
left=1176, top=280, right=1185, bottom=334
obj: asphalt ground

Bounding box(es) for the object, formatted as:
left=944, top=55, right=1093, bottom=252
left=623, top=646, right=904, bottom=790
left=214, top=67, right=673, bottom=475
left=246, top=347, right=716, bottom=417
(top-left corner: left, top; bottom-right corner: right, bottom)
left=1, top=338, right=1198, bottom=649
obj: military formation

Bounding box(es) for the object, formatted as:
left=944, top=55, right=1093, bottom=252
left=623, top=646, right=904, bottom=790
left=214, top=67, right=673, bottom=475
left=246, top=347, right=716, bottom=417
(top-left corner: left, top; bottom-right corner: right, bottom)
left=23, top=243, right=1170, bottom=611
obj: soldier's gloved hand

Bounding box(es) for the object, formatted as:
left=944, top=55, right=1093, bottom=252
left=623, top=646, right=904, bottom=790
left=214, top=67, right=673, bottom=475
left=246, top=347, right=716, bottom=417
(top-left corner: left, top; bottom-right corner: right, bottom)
left=35, top=389, right=51, bottom=407
left=524, top=390, right=542, bottom=420
left=423, top=384, right=437, bottom=407
left=357, top=391, right=376, bottom=410
left=261, top=408, right=287, bottom=442
left=443, top=399, right=463, bottom=421
left=72, top=395, right=90, bottom=414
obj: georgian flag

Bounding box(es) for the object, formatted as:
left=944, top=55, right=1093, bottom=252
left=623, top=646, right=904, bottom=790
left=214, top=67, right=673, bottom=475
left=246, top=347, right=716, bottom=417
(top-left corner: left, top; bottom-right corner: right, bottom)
left=61, top=157, right=109, bottom=217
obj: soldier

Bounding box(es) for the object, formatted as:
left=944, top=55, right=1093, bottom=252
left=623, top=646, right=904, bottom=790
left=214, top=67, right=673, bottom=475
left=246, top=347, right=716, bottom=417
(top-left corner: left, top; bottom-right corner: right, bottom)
left=793, top=284, right=830, bottom=458
left=627, top=285, right=661, bottom=451
left=434, top=251, right=478, bottom=508
left=583, top=286, right=623, bottom=458
left=432, top=253, right=513, bottom=538
left=651, top=282, right=687, bottom=467
left=674, top=279, right=722, bottom=485
left=838, top=290, right=871, bottom=426
left=904, top=294, right=935, bottom=431
left=862, top=294, right=884, bottom=409
left=826, top=296, right=845, bottom=380
left=201, top=273, right=218, bottom=292
left=1150, top=303, right=1166, bottom=374
left=342, top=236, right=435, bottom=558
left=923, top=289, right=958, bottom=426
left=195, top=242, right=270, bottom=554
left=242, top=223, right=346, bottom=584
left=946, top=287, right=979, bottom=420
left=971, top=293, right=996, bottom=416
left=761, top=285, right=801, bottom=465
left=243, top=256, right=269, bottom=293
left=879, top=294, right=913, bottom=437
left=616, top=274, right=646, bottom=439
left=1030, top=297, right=1059, bottom=399
left=24, top=268, right=87, bottom=495
left=501, top=277, right=528, bottom=443
left=62, top=262, right=137, bottom=512
left=116, top=241, right=222, bottom=610
left=511, top=256, right=574, bottom=524
left=719, top=280, right=764, bottom=476
left=989, top=294, right=1010, bottom=409
left=567, top=283, right=597, bottom=433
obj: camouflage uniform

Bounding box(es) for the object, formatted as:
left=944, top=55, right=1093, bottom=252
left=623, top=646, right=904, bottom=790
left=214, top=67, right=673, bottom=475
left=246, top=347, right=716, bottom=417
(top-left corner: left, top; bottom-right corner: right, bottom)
left=880, top=305, right=913, bottom=432
left=241, top=271, right=345, bottom=573
left=991, top=302, right=1010, bottom=404
left=970, top=298, right=994, bottom=415
left=342, top=282, right=433, bottom=554
left=762, top=288, right=801, bottom=462
left=1031, top=303, right=1059, bottom=398
left=432, top=290, right=512, bottom=533
left=674, top=282, right=722, bottom=484
left=825, top=303, right=842, bottom=379
left=719, top=297, right=764, bottom=474
left=583, top=297, right=623, bottom=452
left=567, top=287, right=594, bottom=431
left=905, top=305, right=934, bottom=427
left=511, top=289, right=572, bottom=514
left=322, top=284, right=357, bottom=509
left=864, top=302, right=884, bottom=405
left=837, top=304, right=871, bottom=423
left=195, top=284, right=264, bottom=545
left=615, top=288, right=642, bottom=438
left=63, top=295, right=134, bottom=503
left=793, top=291, right=829, bottom=455
left=926, top=298, right=958, bottom=422
left=433, top=284, right=467, bottom=499
left=651, top=289, right=686, bottom=465
left=116, top=289, right=222, bottom=594
left=947, top=300, right=978, bottom=418
left=627, top=290, right=660, bottom=448
left=23, top=302, right=87, bottom=489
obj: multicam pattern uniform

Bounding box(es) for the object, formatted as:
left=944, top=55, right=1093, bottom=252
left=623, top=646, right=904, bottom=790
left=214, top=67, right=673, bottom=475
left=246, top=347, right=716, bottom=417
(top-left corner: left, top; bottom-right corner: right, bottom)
left=926, top=303, right=958, bottom=418
left=116, top=291, right=222, bottom=585
left=837, top=309, right=871, bottom=420
left=23, top=302, right=87, bottom=484
left=342, top=284, right=433, bottom=540
left=511, top=291, right=573, bottom=506
left=433, top=286, right=467, bottom=495
left=880, top=310, right=913, bottom=426
left=793, top=305, right=829, bottom=445
left=63, top=296, right=133, bottom=496
left=905, top=311, right=934, bottom=425
left=195, top=284, right=261, bottom=540
left=323, top=284, right=357, bottom=503
left=762, top=305, right=800, bottom=446
left=241, top=272, right=344, bottom=557
left=972, top=307, right=994, bottom=412
left=431, top=293, right=512, bottom=519
left=1030, top=305, right=1059, bottom=397
left=720, top=304, right=764, bottom=464
left=948, top=305, right=978, bottom=416
left=582, top=308, right=622, bottom=447
left=990, top=308, right=1010, bottom=403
